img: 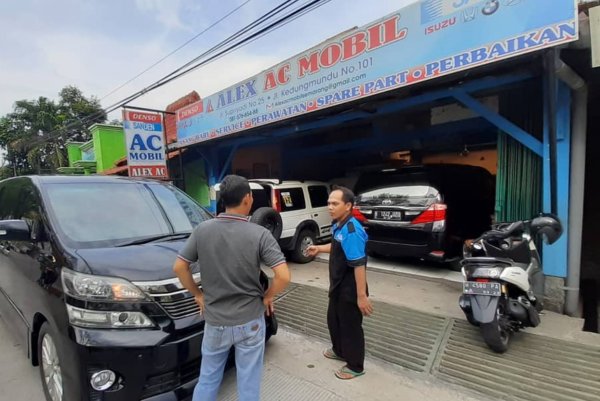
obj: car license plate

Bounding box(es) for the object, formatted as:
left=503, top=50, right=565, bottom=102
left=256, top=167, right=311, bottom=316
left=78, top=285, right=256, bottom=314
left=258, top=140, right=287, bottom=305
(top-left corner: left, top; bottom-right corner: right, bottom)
left=463, top=281, right=501, bottom=296
left=375, top=210, right=403, bottom=220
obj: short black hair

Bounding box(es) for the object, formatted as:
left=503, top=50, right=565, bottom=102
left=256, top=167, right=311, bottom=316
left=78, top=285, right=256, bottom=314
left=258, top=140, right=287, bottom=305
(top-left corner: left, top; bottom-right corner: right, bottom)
left=219, top=175, right=251, bottom=208
left=331, top=185, right=355, bottom=206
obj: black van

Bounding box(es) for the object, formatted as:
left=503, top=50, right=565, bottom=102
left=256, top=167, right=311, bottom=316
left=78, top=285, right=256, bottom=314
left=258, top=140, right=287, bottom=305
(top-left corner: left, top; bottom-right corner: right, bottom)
left=0, top=175, right=278, bottom=401
left=353, top=164, right=495, bottom=266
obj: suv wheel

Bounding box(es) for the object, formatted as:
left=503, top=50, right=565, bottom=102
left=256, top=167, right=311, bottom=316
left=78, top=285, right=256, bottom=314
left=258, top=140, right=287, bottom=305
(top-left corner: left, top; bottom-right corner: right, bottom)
left=250, top=207, right=283, bottom=241
left=291, top=229, right=316, bottom=264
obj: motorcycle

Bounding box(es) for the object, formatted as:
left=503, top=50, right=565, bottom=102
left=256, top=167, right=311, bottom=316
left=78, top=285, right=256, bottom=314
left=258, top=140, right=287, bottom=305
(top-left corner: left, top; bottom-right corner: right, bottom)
left=458, top=214, right=563, bottom=353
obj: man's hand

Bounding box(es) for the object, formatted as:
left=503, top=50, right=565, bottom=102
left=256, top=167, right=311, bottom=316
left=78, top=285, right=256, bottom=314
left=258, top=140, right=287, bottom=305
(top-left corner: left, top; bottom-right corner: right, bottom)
left=263, top=296, right=275, bottom=316
left=358, top=295, right=373, bottom=316
left=194, top=293, right=205, bottom=314
left=173, top=257, right=205, bottom=314
left=305, top=245, right=320, bottom=257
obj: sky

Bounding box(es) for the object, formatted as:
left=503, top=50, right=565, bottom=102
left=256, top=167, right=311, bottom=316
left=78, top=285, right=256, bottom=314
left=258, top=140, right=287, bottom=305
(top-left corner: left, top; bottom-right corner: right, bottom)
left=0, top=0, right=419, bottom=166
left=0, top=0, right=416, bottom=118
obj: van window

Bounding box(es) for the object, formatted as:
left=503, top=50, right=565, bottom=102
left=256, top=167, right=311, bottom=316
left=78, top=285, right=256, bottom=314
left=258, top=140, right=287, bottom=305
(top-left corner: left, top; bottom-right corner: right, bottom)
left=0, top=181, right=20, bottom=220
left=0, top=185, right=8, bottom=220
left=308, top=185, right=328, bottom=208
left=149, top=183, right=211, bottom=230
left=15, top=181, right=44, bottom=239
left=44, top=182, right=171, bottom=247
left=278, top=188, right=305, bottom=212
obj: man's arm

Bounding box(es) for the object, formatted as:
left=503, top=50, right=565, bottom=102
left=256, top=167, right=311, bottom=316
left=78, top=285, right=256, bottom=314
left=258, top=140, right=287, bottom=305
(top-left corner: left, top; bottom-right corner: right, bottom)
left=306, top=243, right=331, bottom=256
left=263, top=263, right=291, bottom=316
left=354, top=266, right=373, bottom=316
left=258, top=230, right=291, bottom=316
left=173, top=257, right=204, bottom=311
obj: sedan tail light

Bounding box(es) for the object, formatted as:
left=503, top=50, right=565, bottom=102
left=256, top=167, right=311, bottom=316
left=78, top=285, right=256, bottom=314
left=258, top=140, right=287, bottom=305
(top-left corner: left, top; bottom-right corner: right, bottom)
left=410, top=203, right=447, bottom=224
left=411, top=203, right=446, bottom=231
left=352, top=208, right=368, bottom=223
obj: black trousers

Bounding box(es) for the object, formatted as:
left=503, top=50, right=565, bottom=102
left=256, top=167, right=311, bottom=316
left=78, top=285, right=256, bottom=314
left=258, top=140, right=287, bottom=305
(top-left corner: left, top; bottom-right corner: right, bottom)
left=327, top=293, right=365, bottom=372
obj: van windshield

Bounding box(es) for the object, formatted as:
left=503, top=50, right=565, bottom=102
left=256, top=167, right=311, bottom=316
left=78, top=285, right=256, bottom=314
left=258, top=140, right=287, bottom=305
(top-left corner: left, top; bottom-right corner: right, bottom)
left=43, top=182, right=211, bottom=248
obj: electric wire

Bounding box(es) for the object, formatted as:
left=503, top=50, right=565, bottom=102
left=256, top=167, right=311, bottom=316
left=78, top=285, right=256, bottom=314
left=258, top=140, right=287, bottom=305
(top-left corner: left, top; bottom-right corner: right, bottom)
left=99, top=0, right=253, bottom=102
left=26, top=0, right=330, bottom=148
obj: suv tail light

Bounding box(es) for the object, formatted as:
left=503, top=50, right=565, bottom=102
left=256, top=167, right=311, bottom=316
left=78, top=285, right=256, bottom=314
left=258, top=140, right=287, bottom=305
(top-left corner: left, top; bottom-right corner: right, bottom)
left=411, top=203, right=446, bottom=231
left=352, top=208, right=368, bottom=223
left=272, top=189, right=282, bottom=212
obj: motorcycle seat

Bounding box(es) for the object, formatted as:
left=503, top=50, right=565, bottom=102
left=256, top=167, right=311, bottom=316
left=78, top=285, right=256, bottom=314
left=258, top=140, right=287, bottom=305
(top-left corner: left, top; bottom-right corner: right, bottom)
left=462, top=256, right=514, bottom=267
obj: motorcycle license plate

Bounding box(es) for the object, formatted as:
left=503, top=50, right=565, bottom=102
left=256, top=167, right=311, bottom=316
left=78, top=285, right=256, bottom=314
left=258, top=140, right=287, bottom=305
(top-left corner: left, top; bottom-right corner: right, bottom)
left=463, top=281, right=501, bottom=296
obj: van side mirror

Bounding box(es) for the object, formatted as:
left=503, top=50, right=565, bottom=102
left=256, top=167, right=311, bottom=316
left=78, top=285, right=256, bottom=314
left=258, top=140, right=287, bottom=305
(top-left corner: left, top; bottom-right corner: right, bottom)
left=0, top=220, right=31, bottom=241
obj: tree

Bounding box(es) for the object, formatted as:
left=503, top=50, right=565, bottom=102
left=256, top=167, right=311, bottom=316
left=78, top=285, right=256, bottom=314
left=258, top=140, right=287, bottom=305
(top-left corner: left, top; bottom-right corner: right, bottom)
left=0, top=86, right=107, bottom=175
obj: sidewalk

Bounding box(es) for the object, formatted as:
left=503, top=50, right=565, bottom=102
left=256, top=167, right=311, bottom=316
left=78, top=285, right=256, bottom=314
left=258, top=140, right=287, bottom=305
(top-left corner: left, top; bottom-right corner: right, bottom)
left=218, top=329, right=485, bottom=401
left=290, top=259, right=600, bottom=346
left=269, top=260, right=600, bottom=401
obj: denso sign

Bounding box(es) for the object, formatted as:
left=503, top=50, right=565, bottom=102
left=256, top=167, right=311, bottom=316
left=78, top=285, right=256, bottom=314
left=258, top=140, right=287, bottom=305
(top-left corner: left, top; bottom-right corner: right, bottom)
left=123, top=111, right=168, bottom=178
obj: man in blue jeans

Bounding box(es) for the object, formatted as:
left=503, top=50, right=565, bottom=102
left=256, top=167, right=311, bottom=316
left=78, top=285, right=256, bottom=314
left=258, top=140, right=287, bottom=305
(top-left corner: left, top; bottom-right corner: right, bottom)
left=173, top=175, right=290, bottom=401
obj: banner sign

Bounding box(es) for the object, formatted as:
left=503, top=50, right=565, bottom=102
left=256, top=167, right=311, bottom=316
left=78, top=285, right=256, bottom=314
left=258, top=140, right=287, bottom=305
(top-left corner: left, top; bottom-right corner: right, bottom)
left=176, top=0, right=578, bottom=147
left=123, top=111, right=168, bottom=178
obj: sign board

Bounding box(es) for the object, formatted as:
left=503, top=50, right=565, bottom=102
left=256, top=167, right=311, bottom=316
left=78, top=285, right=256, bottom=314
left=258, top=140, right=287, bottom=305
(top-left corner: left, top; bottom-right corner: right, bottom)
left=176, top=0, right=579, bottom=147
left=123, top=111, right=168, bottom=178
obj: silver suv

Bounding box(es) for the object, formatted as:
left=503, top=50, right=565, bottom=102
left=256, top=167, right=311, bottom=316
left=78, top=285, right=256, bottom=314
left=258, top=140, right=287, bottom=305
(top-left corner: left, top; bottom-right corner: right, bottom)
left=216, top=179, right=331, bottom=263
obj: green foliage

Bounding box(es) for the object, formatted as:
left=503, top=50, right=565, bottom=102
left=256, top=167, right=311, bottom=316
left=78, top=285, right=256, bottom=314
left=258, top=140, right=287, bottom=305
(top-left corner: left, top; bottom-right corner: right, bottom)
left=0, top=86, right=107, bottom=176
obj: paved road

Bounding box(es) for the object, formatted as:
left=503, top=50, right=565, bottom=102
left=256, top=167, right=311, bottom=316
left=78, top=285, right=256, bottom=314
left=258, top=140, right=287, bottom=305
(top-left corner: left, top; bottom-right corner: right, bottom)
left=0, top=312, right=482, bottom=401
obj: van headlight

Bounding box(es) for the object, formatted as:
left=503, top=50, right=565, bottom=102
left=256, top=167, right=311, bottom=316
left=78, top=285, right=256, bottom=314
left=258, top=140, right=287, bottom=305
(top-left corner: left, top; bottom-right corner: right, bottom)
left=67, top=305, right=154, bottom=328
left=62, top=268, right=148, bottom=301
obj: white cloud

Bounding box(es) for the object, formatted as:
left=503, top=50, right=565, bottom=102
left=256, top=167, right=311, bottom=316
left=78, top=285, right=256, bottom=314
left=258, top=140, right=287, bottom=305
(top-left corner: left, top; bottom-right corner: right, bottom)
left=134, top=0, right=192, bottom=32
left=1, top=0, right=418, bottom=121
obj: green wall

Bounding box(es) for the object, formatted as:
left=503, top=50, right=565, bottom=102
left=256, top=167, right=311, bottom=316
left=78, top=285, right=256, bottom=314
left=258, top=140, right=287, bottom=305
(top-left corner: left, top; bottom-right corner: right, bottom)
left=91, top=124, right=126, bottom=172
left=66, top=142, right=84, bottom=167
left=184, top=159, right=209, bottom=207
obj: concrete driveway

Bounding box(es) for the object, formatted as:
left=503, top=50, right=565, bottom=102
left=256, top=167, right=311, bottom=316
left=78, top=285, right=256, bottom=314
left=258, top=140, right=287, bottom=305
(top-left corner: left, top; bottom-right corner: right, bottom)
left=0, top=311, right=482, bottom=401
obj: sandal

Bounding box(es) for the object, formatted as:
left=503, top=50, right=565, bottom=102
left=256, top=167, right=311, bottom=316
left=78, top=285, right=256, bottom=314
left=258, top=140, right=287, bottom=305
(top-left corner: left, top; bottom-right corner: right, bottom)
left=323, top=348, right=344, bottom=361
left=335, top=366, right=365, bottom=380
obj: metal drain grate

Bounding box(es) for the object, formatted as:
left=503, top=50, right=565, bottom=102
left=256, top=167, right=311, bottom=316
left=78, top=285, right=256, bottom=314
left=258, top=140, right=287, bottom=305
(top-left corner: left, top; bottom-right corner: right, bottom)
left=434, top=320, right=600, bottom=401
left=275, top=284, right=450, bottom=373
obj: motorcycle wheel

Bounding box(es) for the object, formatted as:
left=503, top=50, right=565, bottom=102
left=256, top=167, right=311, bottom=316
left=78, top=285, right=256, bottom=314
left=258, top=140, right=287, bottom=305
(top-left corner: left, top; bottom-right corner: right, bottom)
left=480, top=314, right=510, bottom=353
left=466, top=313, right=480, bottom=327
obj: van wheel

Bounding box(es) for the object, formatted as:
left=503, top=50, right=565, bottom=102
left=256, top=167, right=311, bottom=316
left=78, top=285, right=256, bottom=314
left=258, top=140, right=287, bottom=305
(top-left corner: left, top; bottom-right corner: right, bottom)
left=291, top=230, right=316, bottom=264
left=250, top=207, right=283, bottom=241
left=38, top=323, right=64, bottom=401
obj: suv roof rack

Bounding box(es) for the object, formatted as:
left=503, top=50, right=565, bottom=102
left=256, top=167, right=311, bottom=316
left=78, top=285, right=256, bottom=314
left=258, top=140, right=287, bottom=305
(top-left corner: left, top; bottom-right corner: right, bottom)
left=249, top=178, right=282, bottom=185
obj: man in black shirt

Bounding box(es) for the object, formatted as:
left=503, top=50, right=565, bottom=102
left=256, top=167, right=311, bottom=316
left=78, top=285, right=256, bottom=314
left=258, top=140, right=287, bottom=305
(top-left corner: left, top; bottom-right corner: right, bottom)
left=306, top=186, right=373, bottom=379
